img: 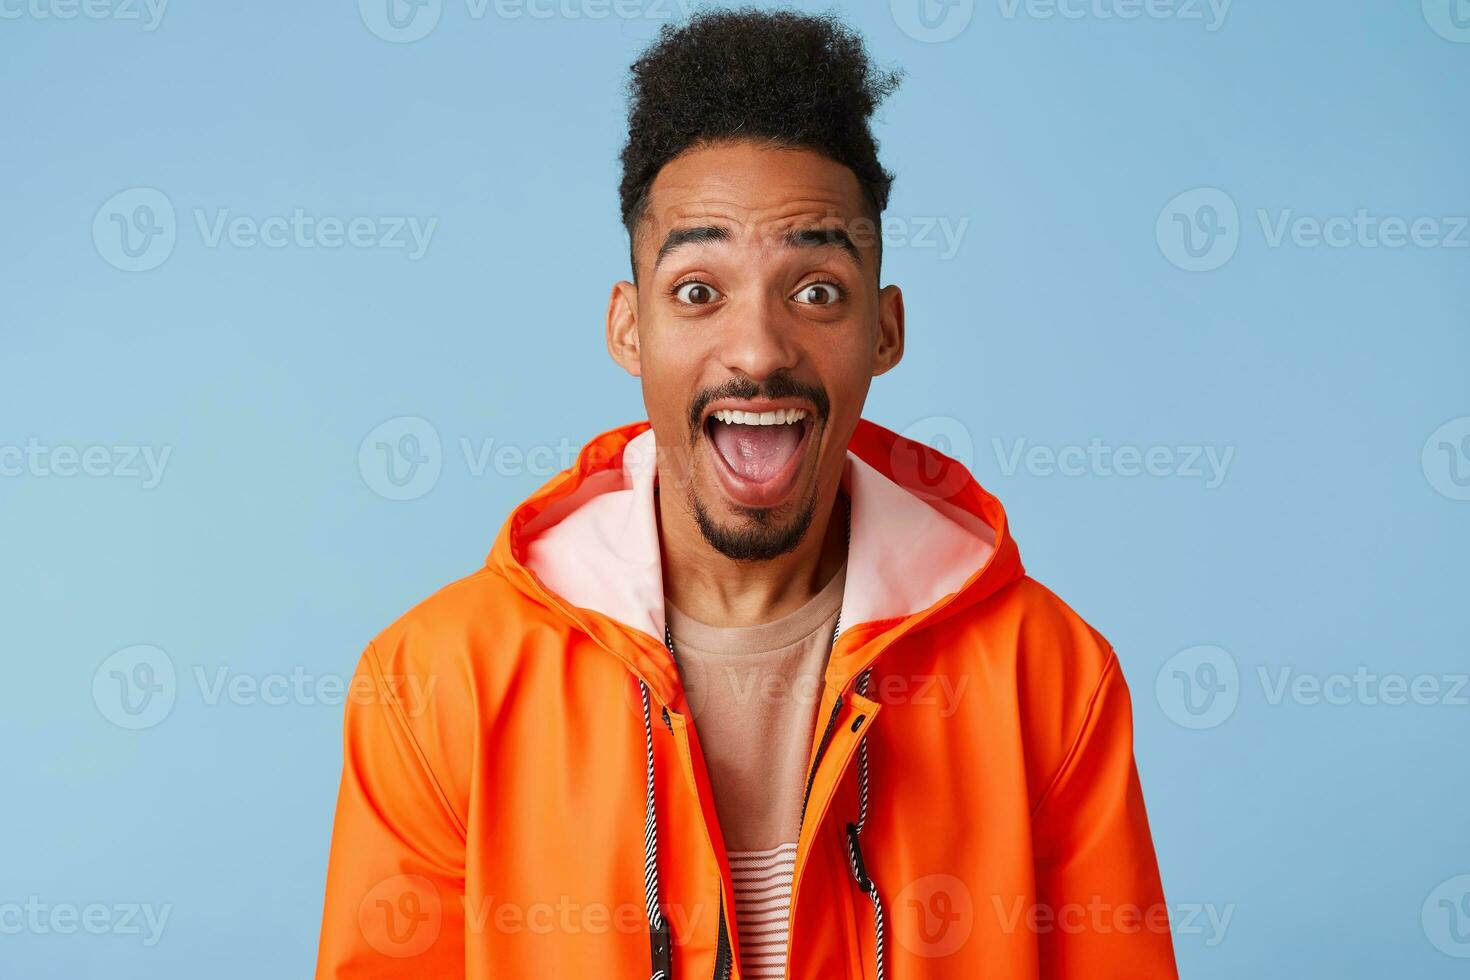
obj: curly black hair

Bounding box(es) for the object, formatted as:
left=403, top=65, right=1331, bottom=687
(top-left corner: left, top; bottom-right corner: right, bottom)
left=617, top=6, right=904, bottom=280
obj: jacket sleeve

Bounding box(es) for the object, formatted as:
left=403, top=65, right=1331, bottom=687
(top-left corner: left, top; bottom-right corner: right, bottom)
left=315, top=641, right=467, bottom=978
left=1030, top=651, right=1179, bottom=979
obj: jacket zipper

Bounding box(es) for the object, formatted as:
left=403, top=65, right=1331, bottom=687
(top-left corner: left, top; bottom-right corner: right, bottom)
left=712, top=893, right=732, bottom=980
left=798, top=694, right=846, bottom=826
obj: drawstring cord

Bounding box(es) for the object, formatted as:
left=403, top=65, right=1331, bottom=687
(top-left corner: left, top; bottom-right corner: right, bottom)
left=639, top=680, right=672, bottom=980
left=845, top=667, right=886, bottom=980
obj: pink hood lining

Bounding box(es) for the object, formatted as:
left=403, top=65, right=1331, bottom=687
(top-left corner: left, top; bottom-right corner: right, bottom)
left=522, top=425, right=996, bottom=648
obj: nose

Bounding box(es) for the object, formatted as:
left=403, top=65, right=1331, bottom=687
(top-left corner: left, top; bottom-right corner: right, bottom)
left=716, top=293, right=801, bottom=383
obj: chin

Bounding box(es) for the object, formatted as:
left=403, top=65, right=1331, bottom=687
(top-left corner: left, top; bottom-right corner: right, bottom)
left=690, top=476, right=820, bottom=563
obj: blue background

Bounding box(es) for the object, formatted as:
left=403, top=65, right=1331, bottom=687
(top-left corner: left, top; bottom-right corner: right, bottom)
left=2, top=0, right=1467, bottom=976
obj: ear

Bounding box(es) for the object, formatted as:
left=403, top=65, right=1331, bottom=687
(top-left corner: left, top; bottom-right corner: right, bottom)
left=872, top=283, right=905, bottom=377
left=606, top=279, right=642, bottom=378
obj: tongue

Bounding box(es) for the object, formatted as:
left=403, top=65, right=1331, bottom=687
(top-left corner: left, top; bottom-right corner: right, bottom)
left=710, top=420, right=803, bottom=483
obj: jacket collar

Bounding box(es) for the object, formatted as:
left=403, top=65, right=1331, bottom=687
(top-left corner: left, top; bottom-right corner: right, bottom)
left=488, top=418, right=1024, bottom=694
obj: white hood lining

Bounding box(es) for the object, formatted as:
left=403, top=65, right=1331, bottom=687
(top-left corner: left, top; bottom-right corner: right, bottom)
left=523, top=426, right=996, bottom=645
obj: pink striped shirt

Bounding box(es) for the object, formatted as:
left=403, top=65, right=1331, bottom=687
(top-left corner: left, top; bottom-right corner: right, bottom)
left=728, top=843, right=800, bottom=977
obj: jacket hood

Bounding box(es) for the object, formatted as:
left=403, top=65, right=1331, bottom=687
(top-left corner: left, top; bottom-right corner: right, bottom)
left=487, top=417, right=1024, bottom=705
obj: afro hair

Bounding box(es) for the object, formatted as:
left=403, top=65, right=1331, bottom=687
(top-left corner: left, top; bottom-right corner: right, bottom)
left=617, top=6, right=904, bottom=277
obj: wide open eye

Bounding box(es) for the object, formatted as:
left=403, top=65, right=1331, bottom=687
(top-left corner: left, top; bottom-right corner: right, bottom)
left=672, top=281, right=722, bottom=305
left=792, top=281, right=844, bottom=306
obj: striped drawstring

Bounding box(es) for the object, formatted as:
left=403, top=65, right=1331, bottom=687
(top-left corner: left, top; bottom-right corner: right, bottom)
left=639, top=680, right=671, bottom=980
left=845, top=667, right=887, bottom=980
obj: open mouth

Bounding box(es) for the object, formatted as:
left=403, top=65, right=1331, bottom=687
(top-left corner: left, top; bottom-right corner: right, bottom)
left=702, top=407, right=815, bottom=509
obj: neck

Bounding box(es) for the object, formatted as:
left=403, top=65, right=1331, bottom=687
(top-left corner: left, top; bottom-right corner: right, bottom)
left=656, top=481, right=849, bottom=629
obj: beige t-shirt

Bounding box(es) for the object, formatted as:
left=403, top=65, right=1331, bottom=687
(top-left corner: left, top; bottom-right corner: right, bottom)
left=664, top=558, right=846, bottom=980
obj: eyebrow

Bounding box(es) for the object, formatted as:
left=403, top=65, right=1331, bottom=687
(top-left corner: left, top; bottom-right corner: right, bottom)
left=654, top=225, right=730, bottom=270
left=652, top=223, right=864, bottom=272
left=782, top=226, right=862, bottom=268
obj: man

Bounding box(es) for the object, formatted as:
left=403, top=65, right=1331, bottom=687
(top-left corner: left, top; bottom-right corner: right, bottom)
left=316, top=9, right=1177, bottom=979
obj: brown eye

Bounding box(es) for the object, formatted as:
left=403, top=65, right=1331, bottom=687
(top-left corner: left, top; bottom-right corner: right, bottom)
left=794, top=282, right=841, bottom=306
left=674, top=281, right=721, bottom=305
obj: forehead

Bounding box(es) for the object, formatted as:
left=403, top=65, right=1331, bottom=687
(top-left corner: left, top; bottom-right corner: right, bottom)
left=639, top=141, right=870, bottom=248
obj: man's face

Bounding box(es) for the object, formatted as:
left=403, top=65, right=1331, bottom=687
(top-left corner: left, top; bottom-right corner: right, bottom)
left=607, top=140, right=904, bottom=561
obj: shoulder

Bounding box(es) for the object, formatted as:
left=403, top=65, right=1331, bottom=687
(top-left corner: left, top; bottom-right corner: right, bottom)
left=347, top=565, right=567, bottom=747
left=1008, top=576, right=1116, bottom=675
left=952, top=574, right=1118, bottom=684
left=366, top=565, right=561, bottom=677
left=339, top=567, right=558, bottom=826
left=941, top=576, right=1131, bottom=799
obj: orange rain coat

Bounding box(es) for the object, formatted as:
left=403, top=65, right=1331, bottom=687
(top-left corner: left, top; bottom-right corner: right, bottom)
left=316, top=418, right=1178, bottom=979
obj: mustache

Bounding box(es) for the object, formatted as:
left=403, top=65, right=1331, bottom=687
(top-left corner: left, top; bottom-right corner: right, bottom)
left=687, top=372, right=830, bottom=444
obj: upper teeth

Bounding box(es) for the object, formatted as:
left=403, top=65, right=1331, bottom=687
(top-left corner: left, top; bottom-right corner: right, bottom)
left=712, top=408, right=809, bottom=426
